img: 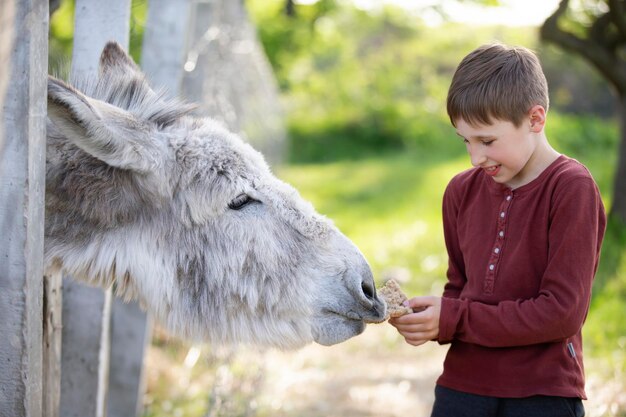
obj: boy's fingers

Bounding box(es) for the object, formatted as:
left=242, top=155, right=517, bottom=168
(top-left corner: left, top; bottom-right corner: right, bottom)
left=394, top=323, right=433, bottom=333
left=405, top=296, right=437, bottom=309
left=403, top=331, right=435, bottom=346
left=390, top=312, right=422, bottom=325
left=391, top=308, right=432, bottom=324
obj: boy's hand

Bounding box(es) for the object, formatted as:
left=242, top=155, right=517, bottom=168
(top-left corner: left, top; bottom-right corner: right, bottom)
left=389, top=296, right=441, bottom=346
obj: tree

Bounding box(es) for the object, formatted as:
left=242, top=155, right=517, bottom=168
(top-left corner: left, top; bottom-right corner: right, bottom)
left=541, top=0, right=626, bottom=223
left=285, top=0, right=295, bottom=17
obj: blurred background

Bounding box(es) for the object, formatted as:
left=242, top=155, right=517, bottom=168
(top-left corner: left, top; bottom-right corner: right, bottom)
left=49, top=0, right=625, bottom=416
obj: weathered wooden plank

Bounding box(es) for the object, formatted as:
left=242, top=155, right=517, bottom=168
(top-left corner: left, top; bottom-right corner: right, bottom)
left=70, top=0, right=131, bottom=82
left=181, top=0, right=286, bottom=163
left=106, top=3, right=192, bottom=415
left=42, top=272, right=62, bottom=417
left=141, top=0, right=192, bottom=94
left=107, top=299, right=153, bottom=417
left=0, top=1, right=48, bottom=417
left=60, top=282, right=112, bottom=417
left=59, top=1, right=131, bottom=416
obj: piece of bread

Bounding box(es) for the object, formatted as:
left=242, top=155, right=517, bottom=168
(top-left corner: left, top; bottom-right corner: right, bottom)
left=378, top=279, right=413, bottom=319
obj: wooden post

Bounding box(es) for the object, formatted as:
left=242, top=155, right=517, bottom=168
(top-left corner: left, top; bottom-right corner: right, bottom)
left=0, top=1, right=48, bottom=417
left=107, top=299, right=152, bottom=417
left=43, top=273, right=63, bottom=417
left=181, top=0, right=286, bottom=163
left=70, top=0, right=132, bottom=81
left=60, top=284, right=113, bottom=417
left=59, top=1, right=131, bottom=417
left=141, top=0, right=192, bottom=94
left=106, top=2, right=192, bottom=416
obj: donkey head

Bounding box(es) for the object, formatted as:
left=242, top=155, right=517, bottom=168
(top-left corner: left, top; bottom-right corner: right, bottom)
left=45, top=42, right=386, bottom=349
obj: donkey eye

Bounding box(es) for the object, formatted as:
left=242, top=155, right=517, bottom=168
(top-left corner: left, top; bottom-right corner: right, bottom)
left=228, top=194, right=254, bottom=210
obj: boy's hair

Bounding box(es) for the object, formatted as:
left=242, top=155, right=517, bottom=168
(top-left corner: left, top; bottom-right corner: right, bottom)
left=446, top=43, right=549, bottom=128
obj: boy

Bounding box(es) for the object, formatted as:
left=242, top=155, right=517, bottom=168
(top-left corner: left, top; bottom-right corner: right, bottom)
left=389, top=43, right=606, bottom=417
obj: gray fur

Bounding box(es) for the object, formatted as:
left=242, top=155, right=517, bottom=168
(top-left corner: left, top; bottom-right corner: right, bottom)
left=45, top=42, right=386, bottom=349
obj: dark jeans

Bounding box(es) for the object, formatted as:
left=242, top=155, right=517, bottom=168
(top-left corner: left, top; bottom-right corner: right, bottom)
left=431, top=385, right=585, bottom=417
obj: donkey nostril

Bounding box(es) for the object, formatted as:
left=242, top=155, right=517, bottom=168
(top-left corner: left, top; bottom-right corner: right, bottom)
left=361, top=281, right=375, bottom=299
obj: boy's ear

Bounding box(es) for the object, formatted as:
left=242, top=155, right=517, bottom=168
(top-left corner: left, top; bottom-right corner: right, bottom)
left=529, top=105, right=546, bottom=132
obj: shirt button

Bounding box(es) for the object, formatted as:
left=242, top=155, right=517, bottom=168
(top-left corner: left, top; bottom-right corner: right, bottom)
left=489, top=264, right=495, bottom=271
left=494, top=248, right=500, bottom=254
left=506, top=196, right=512, bottom=201
left=499, top=231, right=504, bottom=237
left=500, top=212, right=505, bottom=218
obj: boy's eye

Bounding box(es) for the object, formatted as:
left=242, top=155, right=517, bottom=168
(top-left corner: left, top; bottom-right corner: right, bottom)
left=482, top=140, right=494, bottom=146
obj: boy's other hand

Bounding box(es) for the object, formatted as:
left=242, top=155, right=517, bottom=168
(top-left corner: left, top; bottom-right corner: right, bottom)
left=389, top=296, right=441, bottom=347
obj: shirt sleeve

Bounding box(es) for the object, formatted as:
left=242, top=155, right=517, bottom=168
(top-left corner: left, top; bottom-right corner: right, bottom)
left=439, top=177, right=606, bottom=348
left=441, top=181, right=466, bottom=300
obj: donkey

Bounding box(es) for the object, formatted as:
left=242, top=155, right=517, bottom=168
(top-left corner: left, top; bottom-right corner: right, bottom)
left=45, top=42, right=386, bottom=349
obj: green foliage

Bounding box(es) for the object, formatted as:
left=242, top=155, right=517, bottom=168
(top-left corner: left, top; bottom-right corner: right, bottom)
left=48, top=0, right=74, bottom=75
left=546, top=112, right=619, bottom=202
left=247, top=0, right=615, bottom=163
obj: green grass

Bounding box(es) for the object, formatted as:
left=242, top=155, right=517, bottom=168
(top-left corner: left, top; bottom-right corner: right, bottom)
left=585, top=216, right=626, bottom=371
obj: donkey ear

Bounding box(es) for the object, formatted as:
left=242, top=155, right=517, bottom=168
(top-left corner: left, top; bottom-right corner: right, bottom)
left=99, top=41, right=141, bottom=77
left=47, top=75, right=164, bottom=173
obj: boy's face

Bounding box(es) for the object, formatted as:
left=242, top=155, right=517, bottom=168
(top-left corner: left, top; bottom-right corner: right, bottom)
left=455, top=117, right=539, bottom=189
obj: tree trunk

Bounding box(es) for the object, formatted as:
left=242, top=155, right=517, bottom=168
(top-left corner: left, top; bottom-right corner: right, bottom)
left=540, top=0, right=626, bottom=224
left=285, top=0, right=295, bottom=17
left=50, top=0, right=60, bottom=16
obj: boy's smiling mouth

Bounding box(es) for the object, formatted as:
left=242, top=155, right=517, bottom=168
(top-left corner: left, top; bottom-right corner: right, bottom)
left=483, top=165, right=501, bottom=176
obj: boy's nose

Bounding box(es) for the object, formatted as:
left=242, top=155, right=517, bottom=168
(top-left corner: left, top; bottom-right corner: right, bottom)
left=469, top=149, right=487, bottom=167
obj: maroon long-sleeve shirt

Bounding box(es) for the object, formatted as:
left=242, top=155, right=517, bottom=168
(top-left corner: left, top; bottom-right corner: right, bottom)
left=437, top=155, right=606, bottom=399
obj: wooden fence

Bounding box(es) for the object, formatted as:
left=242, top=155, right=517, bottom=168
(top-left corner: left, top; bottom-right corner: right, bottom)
left=0, top=0, right=285, bottom=416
